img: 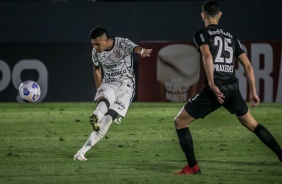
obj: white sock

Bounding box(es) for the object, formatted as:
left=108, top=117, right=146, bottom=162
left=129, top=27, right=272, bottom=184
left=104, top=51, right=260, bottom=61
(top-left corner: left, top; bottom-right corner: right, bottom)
left=79, top=115, right=113, bottom=155
left=94, top=101, right=108, bottom=121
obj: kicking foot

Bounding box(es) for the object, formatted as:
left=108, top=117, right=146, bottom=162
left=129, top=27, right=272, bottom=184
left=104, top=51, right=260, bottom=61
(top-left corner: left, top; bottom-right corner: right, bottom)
left=113, top=116, right=122, bottom=124
left=89, top=112, right=100, bottom=131
left=73, top=152, right=87, bottom=161
left=173, top=163, right=201, bottom=175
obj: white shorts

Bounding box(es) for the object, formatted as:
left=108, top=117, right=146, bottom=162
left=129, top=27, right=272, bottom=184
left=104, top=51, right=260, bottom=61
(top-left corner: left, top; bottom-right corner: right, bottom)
left=94, top=83, right=134, bottom=117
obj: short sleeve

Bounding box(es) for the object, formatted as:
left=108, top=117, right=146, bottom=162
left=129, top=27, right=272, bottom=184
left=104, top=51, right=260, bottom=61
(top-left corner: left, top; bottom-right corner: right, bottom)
left=122, top=38, right=138, bottom=55
left=234, top=37, right=245, bottom=57
left=92, top=49, right=100, bottom=66
left=193, top=30, right=209, bottom=49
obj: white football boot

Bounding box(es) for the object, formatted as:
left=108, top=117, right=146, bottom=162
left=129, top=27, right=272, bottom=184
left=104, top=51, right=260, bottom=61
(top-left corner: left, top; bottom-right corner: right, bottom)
left=73, top=151, right=87, bottom=161
left=114, top=116, right=122, bottom=124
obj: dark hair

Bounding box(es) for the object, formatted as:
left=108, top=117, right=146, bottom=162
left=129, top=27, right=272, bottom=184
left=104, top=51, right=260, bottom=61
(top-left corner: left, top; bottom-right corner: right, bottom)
left=90, top=26, right=109, bottom=39
left=202, top=1, right=220, bottom=17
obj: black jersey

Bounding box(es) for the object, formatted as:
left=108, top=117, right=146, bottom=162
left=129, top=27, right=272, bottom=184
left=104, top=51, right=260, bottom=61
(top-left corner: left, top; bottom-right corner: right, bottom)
left=193, top=25, right=245, bottom=90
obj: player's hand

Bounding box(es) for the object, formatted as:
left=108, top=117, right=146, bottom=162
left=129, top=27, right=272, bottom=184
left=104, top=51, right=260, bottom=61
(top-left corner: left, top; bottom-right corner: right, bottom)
left=249, top=93, right=260, bottom=107
left=210, top=84, right=225, bottom=104
left=140, top=49, right=152, bottom=58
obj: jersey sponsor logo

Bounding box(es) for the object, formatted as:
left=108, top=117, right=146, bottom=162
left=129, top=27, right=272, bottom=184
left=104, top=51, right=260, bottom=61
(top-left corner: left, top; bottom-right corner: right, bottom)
left=208, top=29, right=233, bottom=38
left=105, top=64, right=118, bottom=69
left=104, top=78, right=118, bottom=83
left=105, top=70, right=127, bottom=77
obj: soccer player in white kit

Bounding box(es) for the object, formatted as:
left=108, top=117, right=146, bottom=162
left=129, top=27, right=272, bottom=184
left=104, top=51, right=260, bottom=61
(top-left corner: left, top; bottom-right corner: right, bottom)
left=74, top=27, right=152, bottom=161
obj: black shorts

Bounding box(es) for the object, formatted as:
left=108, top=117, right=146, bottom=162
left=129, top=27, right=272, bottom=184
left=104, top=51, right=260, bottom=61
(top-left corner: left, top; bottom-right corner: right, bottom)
left=184, top=87, right=248, bottom=119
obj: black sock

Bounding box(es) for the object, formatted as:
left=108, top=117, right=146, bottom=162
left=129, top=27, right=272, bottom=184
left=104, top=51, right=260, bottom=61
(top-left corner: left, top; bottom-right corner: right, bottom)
left=253, top=124, right=282, bottom=159
left=176, top=127, right=197, bottom=167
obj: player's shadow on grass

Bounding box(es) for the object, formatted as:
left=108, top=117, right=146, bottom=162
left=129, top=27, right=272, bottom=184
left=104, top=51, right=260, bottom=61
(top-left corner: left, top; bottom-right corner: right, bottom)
left=199, top=159, right=279, bottom=166
left=133, top=159, right=280, bottom=173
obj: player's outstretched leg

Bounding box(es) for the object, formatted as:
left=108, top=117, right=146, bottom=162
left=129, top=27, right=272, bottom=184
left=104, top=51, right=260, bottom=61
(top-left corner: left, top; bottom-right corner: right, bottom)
left=253, top=124, right=282, bottom=162
left=74, top=115, right=113, bottom=161
left=237, top=111, right=282, bottom=162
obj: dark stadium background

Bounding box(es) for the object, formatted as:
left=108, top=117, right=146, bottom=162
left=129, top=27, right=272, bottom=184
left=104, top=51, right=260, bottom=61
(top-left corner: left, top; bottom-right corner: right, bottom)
left=0, top=0, right=281, bottom=102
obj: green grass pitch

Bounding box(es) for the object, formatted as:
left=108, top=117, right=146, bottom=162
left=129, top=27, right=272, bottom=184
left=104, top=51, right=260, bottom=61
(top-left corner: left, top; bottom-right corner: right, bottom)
left=0, top=102, right=281, bottom=184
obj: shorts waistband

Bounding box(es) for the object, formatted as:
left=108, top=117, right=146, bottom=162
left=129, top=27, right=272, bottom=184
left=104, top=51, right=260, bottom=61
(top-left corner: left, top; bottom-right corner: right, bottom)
left=218, top=83, right=238, bottom=90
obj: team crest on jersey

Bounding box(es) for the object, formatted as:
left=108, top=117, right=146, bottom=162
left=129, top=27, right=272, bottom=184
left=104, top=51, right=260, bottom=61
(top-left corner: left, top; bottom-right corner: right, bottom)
left=111, top=48, right=124, bottom=60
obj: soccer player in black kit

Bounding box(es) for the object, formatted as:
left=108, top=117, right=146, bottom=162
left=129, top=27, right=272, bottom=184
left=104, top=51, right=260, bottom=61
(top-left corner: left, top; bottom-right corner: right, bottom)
left=173, top=0, right=282, bottom=174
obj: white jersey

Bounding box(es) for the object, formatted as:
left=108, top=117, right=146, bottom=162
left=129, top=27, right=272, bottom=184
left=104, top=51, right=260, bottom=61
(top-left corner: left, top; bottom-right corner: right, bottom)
left=92, top=37, right=137, bottom=88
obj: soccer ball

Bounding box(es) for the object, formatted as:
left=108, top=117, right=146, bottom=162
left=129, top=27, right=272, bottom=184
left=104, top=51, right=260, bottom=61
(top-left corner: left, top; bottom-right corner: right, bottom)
left=18, top=80, right=41, bottom=102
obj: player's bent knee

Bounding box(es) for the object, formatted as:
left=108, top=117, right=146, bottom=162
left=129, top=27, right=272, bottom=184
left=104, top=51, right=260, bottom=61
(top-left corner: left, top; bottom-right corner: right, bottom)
left=96, top=98, right=110, bottom=109
left=237, top=110, right=258, bottom=131
left=174, top=114, right=194, bottom=129
left=105, top=109, right=119, bottom=120
left=174, top=117, right=185, bottom=129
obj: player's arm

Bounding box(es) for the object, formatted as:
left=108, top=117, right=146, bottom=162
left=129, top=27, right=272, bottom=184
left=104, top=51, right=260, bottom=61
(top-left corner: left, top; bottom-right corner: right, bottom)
left=200, top=44, right=225, bottom=104
left=93, top=65, right=102, bottom=89
left=133, top=46, right=152, bottom=58
left=238, top=53, right=260, bottom=107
